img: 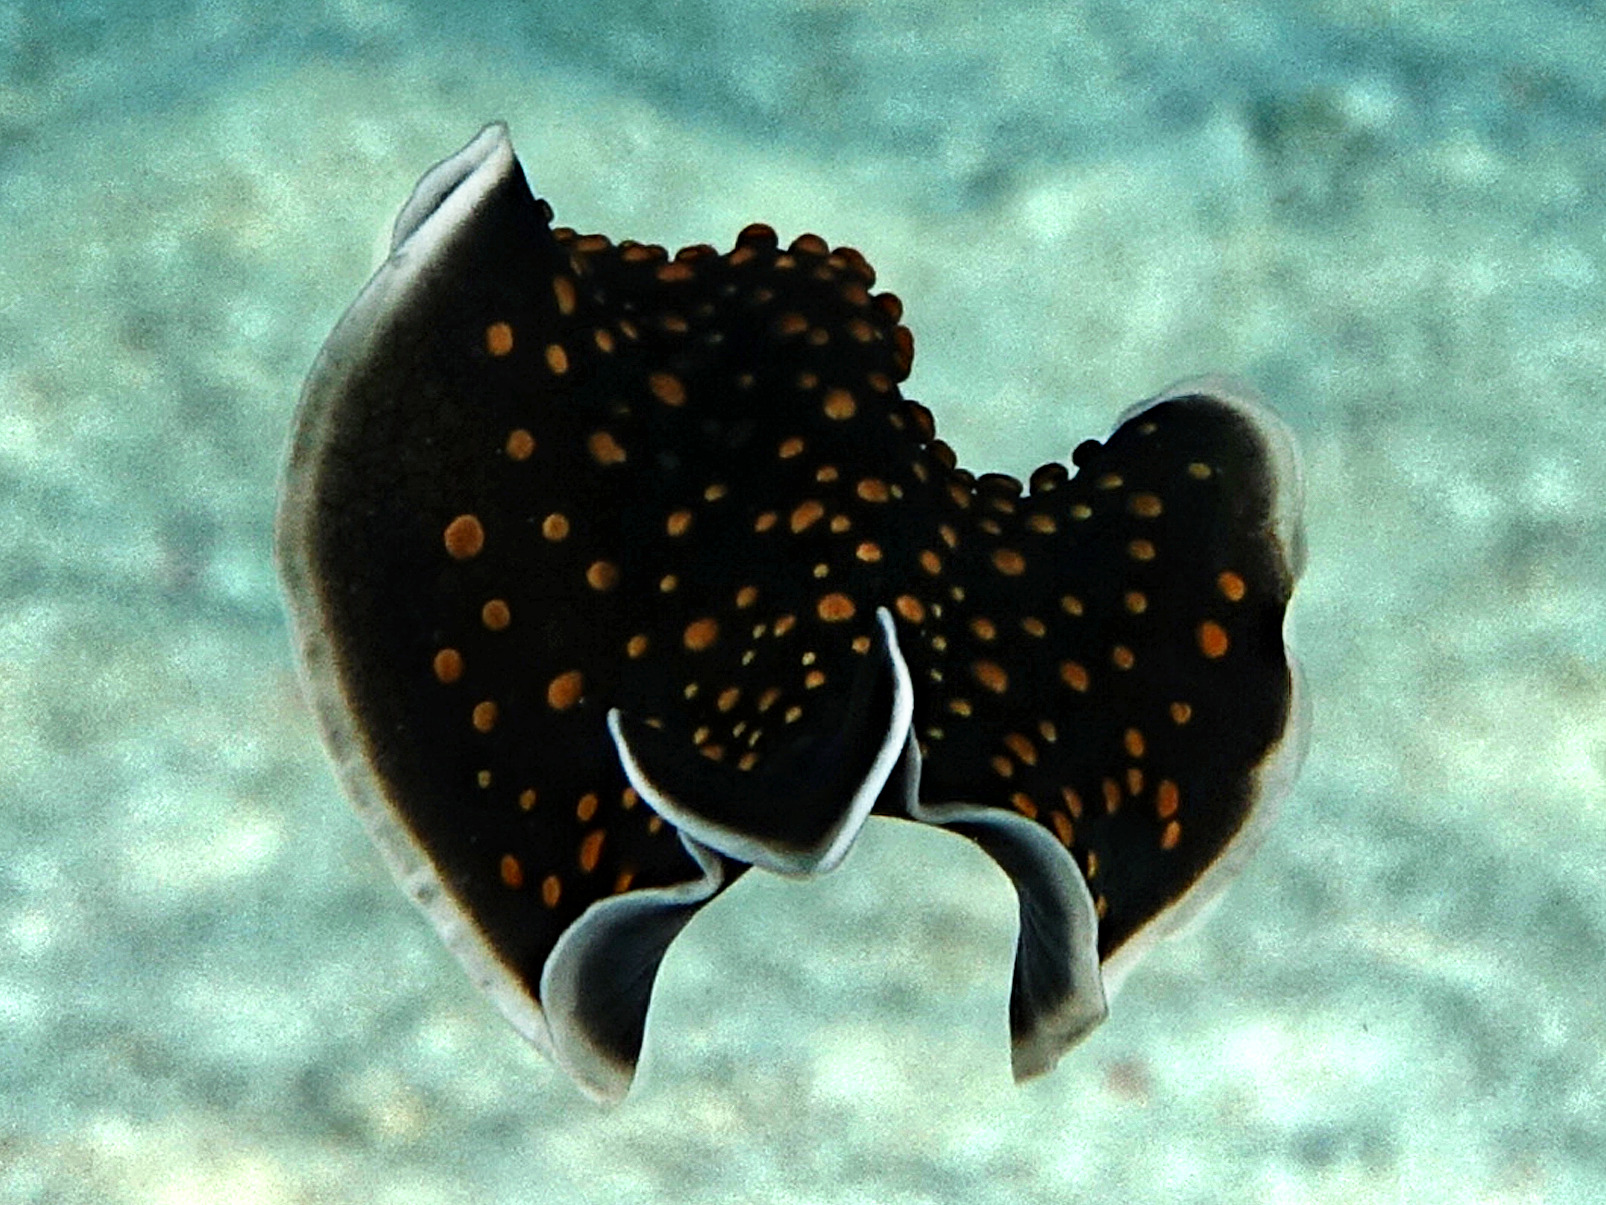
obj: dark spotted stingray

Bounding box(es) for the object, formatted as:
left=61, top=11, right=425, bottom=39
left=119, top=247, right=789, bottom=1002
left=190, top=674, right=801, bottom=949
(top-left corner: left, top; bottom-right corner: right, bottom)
left=277, top=123, right=1307, bottom=1103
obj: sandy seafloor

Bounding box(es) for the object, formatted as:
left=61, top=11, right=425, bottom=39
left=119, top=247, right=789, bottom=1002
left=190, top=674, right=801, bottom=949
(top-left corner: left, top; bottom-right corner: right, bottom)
left=3, top=2, right=1605, bottom=1201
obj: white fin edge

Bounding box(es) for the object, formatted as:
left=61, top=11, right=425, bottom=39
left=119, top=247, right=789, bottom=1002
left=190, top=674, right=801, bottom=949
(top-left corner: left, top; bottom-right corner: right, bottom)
left=540, top=835, right=727, bottom=1104
left=274, top=124, right=559, bottom=1068
left=607, top=607, right=914, bottom=878
left=1118, top=373, right=1307, bottom=577
left=907, top=769, right=1109, bottom=1080
left=1101, top=374, right=1310, bottom=996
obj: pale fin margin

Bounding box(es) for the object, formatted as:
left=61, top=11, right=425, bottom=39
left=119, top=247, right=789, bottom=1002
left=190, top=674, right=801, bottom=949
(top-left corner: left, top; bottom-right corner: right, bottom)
left=1101, top=374, right=1310, bottom=997
left=894, top=730, right=1108, bottom=1081
left=273, top=124, right=565, bottom=1068
left=541, top=837, right=727, bottom=1102
left=609, top=607, right=915, bottom=878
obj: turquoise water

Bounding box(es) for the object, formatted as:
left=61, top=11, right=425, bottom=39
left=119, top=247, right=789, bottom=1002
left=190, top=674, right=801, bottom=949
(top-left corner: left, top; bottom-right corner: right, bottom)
left=3, top=3, right=1604, bottom=1200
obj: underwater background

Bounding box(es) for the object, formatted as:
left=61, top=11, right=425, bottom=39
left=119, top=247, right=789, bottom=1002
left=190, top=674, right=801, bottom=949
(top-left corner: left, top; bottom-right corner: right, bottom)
left=3, top=1, right=1603, bottom=1201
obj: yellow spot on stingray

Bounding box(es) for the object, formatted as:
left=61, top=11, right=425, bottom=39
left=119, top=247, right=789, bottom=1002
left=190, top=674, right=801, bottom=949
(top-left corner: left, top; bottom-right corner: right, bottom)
left=1217, top=571, right=1247, bottom=602
left=541, top=875, right=562, bottom=907
left=992, top=548, right=1026, bottom=576
left=594, top=328, right=616, bottom=353
left=1061, top=786, right=1084, bottom=818
left=1161, top=820, right=1182, bottom=850
left=758, top=687, right=782, bottom=712
left=1005, top=733, right=1037, bottom=765
left=518, top=789, right=537, bottom=811
left=1129, top=492, right=1163, bottom=518
left=432, top=648, right=463, bottom=684
left=660, top=574, right=679, bottom=592
left=851, top=634, right=871, bottom=653
left=705, top=482, right=729, bottom=502
left=817, top=465, right=840, bottom=483
left=1128, top=539, right=1155, bottom=562
left=817, top=593, right=856, bottom=622
left=736, top=585, right=759, bottom=608
left=1188, top=462, right=1212, bottom=479
left=919, top=550, right=942, bottom=575
left=779, top=436, right=805, bottom=459
left=990, top=755, right=1014, bottom=779
left=481, top=599, right=511, bottom=631
left=588, top=431, right=627, bottom=465
left=544, top=343, right=569, bottom=374
left=613, top=869, right=635, bottom=894
left=1125, top=728, right=1145, bottom=758
left=627, top=634, right=649, bottom=659
left=755, top=511, right=778, bottom=533
left=649, top=372, right=686, bottom=406
left=1125, top=591, right=1147, bottom=614
left=829, top=514, right=851, bottom=533
left=1060, top=594, right=1084, bottom=616
left=506, top=429, right=535, bottom=460
left=621, top=787, right=639, bottom=809
left=1112, top=645, right=1135, bottom=670
left=823, top=388, right=857, bottom=420
left=773, top=614, right=797, bottom=636
left=1127, top=767, right=1144, bottom=796
left=857, top=478, right=890, bottom=502
left=588, top=561, right=619, bottom=591
left=1102, top=778, right=1121, bottom=813
left=485, top=322, right=514, bottom=356
left=1198, top=621, right=1229, bottom=659
left=547, top=671, right=584, bottom=710
left=579, top=830, right=606, bottom=873
left=477, top=771, right=492, bottom=788
left=444, top=514, right=484, bottom=559
left=499, top=854, right=523, bottom=888
left=948, top=698, right=973, bottom=717
left=855, top=541, right=883, bottom=563
left=804, top=669, right=826, bottom=689
left=1157, top=779, right=1180, bottom=819
left=542, top=513, right=570, bottom=541
left=717, top=687, right=741, bottom=712
left=785, top=705, right=804, bottom=723
left=1051, top=812, right=1074, bottom=847
left=969, top=617, right=997, bottom=641
left=1170, top=701, right=1193, bottom=725
left=1097, top=473, right=1123, bottom=490
left=1059, top=661, right=1089, bottom=692
left=1010, top=792, right=1038, bottom=820
left=1039, top=719, right=1058, bottom=742
left=1027, top=513, right=1057, bottom=534
left=576, top=793, right=599, bottom=822
left=684, top=618, right=720, bottom=651
left=472, top=701, right=498, bottom=732
left=552, top=276, right=576, bottom=315
left=667, top=509, right=694, bottom=537
left=791, top=500, right=825, bottom=532
left=894, top=594, right=926, bottom=623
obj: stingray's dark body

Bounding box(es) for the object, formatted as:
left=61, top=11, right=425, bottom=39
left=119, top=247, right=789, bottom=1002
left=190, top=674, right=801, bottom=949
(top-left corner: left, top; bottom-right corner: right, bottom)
left=278, top=124, right=1306, bottom=1101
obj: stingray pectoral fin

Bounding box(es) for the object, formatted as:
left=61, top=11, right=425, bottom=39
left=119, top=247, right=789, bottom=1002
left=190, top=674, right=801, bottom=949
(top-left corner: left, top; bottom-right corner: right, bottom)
left=540, top=836, right=727, bottom=1103
left=911, top=789, right=1108, bottom=1080
left=609, top=608, right=914, bottom=877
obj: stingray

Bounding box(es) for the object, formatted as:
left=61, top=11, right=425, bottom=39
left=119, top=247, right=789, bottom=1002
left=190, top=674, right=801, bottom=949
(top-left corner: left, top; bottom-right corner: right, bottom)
left=277, top=123, right=1308, bottom=1103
